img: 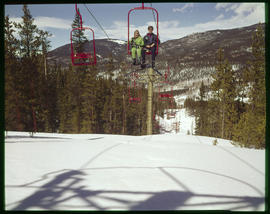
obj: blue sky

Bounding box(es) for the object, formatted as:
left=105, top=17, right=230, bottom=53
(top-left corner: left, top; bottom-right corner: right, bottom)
left=5, top=3, right=265, bottom=50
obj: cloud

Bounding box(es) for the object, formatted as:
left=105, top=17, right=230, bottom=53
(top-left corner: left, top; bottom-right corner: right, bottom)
left=215, top=3, right=233, bottom=11
left=215, top=2, right=264, bottom=16
left=213, top=3, right=265, bottom=27
left=34, top=17, right=72, bottom=29
left=101, top=3, right=264, bottom=42
left=105, top=21, right=128, bottom=40
left=8, top=3, right=265, bottom=47
left=9, top=16, right=69, bottom=42
left=215, top=3, right=239, bottom=12
left=215, top=14, right=224, bottom=20
left=10, top=16, right=72, bottom=30
left=169, top=3, right=265, bottom=41
left=173, top=3, right=194, bottom=13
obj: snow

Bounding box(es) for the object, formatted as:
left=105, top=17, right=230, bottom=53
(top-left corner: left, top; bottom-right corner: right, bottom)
left=5, top=131, right=265, bottom=211
left=232, top=64, right=240, bottom=71
left=157, top=108, right=195, bottom=135
left=109, top=39, right=126, bottom=45
left=178, top=108, right=195, bottom=135
left=246, top=47, right=252, bottom=53
left=174, top=94, right=188, bottom=106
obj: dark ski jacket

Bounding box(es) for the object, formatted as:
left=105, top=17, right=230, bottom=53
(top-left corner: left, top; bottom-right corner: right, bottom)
left=143, top=33, right=160, bottom=47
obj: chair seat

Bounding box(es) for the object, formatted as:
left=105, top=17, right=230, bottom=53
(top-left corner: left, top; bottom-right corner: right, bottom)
left=160, top=94, right=172, bottom=98
left=129, top=97, right=141, bottom=102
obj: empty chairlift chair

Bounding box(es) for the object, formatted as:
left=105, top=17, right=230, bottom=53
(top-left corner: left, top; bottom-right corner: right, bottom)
left=158, top=67, right=174, bottom=102
left=167, top=101, right=177, bottom=119
left=70, top=4, right=96, bottom=66
left=128, top=72, right=142, bottom=103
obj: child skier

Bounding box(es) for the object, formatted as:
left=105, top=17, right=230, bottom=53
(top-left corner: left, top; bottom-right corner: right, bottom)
left=130, top=30, right=144, bottom=65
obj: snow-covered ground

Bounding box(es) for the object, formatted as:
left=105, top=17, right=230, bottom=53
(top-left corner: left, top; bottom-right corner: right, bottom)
left=5, top=131, right=265, bottom=211
left=174, top=94, right=188, bottom=106
left=157, top=108, right=195, bottom=135
left=156, top=91, right=196, bottom=135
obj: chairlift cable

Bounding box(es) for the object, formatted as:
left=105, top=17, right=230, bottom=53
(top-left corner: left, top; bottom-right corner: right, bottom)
left=83, top=4, right=111, bottom=40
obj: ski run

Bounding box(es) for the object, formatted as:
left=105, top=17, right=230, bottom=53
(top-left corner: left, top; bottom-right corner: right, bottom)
left=5, top=131, right=265, bottom=211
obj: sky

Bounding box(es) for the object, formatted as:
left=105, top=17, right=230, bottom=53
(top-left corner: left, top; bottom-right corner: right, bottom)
left=5, top=3, right=265, bottom=50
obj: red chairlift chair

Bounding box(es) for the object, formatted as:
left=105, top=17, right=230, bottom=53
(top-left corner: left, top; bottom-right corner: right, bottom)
left=167, top=101, right=177, bottom=119
left=127, top=2, right=159, bottom=56
left=158, top=66, right=174, bottom=102
left=128, top=72, right=142, bottom=103
left=70, top=4, right=96, bottom=66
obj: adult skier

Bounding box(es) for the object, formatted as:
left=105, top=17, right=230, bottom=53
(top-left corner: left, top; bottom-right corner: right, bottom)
left=141, top=26, right=160, bottom=69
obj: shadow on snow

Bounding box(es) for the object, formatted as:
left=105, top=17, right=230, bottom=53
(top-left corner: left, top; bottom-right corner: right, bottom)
left=6, top=167, right=264, bottom=211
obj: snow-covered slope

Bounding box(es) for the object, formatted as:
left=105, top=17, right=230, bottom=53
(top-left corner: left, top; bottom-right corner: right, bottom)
left=156, top=90, right=196, bottom=135
left=157, top=108, right=195, bottom=135
left=5, top=131, right=265, bottom=211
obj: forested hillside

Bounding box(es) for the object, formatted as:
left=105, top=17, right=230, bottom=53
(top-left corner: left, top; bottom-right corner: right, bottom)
left=184, top=24, right=265, bottom=149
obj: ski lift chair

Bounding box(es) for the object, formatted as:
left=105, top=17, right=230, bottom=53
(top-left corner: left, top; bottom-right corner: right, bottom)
left=127, top=3, right=159, bottom=56
left=70, top=4, right=96, bottom=66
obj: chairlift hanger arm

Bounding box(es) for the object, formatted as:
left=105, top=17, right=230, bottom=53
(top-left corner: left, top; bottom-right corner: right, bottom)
left=75, top=4, right=83, bottom=28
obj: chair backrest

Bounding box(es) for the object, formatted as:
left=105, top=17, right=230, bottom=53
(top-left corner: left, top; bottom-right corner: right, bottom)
left=158, top=81, right=173, bottom=102
left=70, top=27, right=97, bottom=66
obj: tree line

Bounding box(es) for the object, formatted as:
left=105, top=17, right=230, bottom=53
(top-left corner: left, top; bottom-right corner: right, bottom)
left=184, top=24, right=265, bottom=149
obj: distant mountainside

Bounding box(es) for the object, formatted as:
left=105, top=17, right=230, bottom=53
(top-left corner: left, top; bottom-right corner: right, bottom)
left=47, top=23, right=264, bottom=83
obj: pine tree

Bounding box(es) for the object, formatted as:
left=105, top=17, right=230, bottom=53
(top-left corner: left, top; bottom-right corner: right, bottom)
left=10, top=5, right=54, bottom=134
left=111, top=78, right=125, bottom=133
left=101, top=57, right=116, bottom=133
left=81, top=66, right=98, bottom=133
left=207, top=98, right=221, bottom=138
left=58, top=65, right=76, bottom=133
left=35, top=29, right=53, bottom=132
left=37, top=29, right=52, bottom=78
left=69, top=10, right=89, bottom=133
left=13, top=5, right=42, bottom=133
left=4, top=16, right=21, bottom=131
left=41, top=64, right=59, bottom=132
left=195, top=81, right=208, bottom=136
left=233, top=24, right=265, bottom=149
left=71, top=8, right=88, bottom=55
left=14, top=5, right=39, bottom=58
left=211, top=48, right=238, bottom=139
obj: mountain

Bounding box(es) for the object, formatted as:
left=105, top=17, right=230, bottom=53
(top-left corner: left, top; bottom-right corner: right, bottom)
left=47, top=39, right=127, bottom=68
left=47, top=23, right=264, bottom=83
